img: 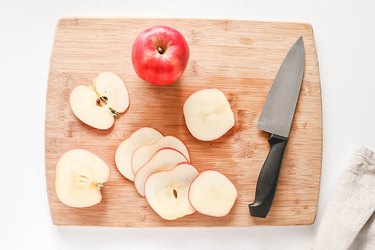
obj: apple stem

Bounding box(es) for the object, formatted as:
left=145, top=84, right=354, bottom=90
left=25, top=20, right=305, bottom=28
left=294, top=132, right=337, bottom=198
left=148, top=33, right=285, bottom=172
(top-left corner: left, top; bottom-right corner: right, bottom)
left=157, top=46, right=164, bottom=54
left=99, top=96, right=108, bottom=105
left=96, top=183, right=104, bottom=190
left=110, top=108, right=119, bottom=117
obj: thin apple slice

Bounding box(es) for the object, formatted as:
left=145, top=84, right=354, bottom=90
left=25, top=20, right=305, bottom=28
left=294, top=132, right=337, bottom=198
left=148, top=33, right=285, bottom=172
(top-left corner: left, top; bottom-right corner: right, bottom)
left=188, top=170, right=237, bottom=217
left=115, top=127, right=163, bottom=181
left=55, top=149, right=110, bottom=208
left=183, top=88, right=235, bottom=141
left=132, top=136, right=190, bottom=174
left=145, top=163, right=199, bottom=220
left=69, top=72, right=129, bottom=130
left=134, top=148, right=187, bottom=196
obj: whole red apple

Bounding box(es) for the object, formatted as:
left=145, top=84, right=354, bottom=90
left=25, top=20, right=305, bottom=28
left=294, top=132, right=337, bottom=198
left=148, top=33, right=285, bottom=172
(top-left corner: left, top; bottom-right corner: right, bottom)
left=131, top=26, right=190, bottom=85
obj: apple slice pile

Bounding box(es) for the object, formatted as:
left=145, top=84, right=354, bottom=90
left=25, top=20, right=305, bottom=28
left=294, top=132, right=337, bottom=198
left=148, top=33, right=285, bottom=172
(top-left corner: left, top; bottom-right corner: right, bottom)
left=115, top=128, right=190, bottom=182
left=70, top=72, right=129, bottom=130
left=115, top=127, right=237, bottom=220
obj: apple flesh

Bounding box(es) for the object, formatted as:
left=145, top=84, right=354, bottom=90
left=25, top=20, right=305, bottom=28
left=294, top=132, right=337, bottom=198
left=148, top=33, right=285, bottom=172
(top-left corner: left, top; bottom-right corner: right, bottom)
left=131, top=26, right=190, bottom=85
left=115, top=127, right=163, bottom=181
left=132, top=136, right=190, bottom=174
left=70, top=72, right=129, bottom=129
left=188, top=170, right=237, bottom=217
left=145, top=163, right=199, bottom=220
left=183, top=89, right=235, bottom=141
left=55, top=149, right=110, bottom=208
left=134, top=148, right=187, bottom=196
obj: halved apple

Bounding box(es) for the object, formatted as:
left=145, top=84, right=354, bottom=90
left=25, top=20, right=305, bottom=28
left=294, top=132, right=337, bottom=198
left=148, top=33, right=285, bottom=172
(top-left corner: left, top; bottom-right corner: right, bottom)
left=145, top=163, right=199, bottom=220
left=115, top=127, right=163, bottom=181
left=134, top=148, right=187, bottom=196
left=188, top=170, right=237, bottom=217
left=55, top=149, right=110, bottom=208
left=132, top=136, right=190, bottom=174
left=183, top=88, right=235, bottom=141
left=70, top=72, right=129, bottom=130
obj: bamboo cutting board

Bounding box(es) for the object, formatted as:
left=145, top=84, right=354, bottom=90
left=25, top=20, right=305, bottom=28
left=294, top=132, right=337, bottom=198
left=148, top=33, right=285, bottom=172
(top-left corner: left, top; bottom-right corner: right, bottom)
left=45, top=18, right=322, bottom=227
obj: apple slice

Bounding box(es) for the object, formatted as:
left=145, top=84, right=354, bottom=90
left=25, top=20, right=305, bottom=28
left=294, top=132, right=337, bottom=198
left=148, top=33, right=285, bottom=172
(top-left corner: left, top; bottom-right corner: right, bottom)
left=134, top=148, right=187, bottom=196
left=115, top=127, right=163, bottom=181
left=70, top=72, right=129, bottom=130
left=55, top=149, right=110, bottom=208
left=188, top=170, right=237, bottom=217
left=145, top=163, right=199, bottom=220
left=132, top=136, right=190, bottom=174
left=183, top=88, right=235, bottom=141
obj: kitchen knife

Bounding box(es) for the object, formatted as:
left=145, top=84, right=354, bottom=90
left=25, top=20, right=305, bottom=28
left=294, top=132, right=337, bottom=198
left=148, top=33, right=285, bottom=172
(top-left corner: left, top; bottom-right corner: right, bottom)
left=249, top=36, right=305, bottom=218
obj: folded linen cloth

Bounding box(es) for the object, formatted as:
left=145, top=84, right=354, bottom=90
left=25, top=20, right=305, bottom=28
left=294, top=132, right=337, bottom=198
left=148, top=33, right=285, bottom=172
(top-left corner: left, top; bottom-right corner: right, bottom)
left=314, top=147, right=375, bottom=250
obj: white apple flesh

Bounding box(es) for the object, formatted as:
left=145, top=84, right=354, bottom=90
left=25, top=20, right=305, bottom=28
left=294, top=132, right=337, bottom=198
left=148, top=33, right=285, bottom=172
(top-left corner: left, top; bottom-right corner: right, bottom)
left=134, top=148, right=188, bottom=196
left=55, top=149, right=110, bottom=208
left=183, top=89, right=235, bottom=141
left=145, top=163, right=199, bottom=220
left=188, top=170, right=237, bottom=217
left=115, top=127, right=163, bottom=181
left=132, top=136, right=190, bottom=174
left=70, top=72, right=129, bottom=129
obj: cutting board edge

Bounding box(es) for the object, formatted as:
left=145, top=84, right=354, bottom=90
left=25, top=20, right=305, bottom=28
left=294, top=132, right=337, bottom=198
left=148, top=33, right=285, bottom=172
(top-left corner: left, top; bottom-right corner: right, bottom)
left=45, top=18, right=322, bottom=227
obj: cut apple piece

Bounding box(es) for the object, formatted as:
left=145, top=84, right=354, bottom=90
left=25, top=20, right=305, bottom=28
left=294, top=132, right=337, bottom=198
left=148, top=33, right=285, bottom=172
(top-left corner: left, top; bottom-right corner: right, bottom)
left=70, top=71, right=129, bottom=130
left=134, top=148, right=187, bottom=196
left=115, top=127, right=163, bottom=181
left=55, top=149, right=110, bottom=208
left=145, top=163, right=199, bottom=220
left=183, top=88, right=235, bottom=141
left=132, top=136, right=190, bottom=174
left=188, top=170, right=237, bottom=217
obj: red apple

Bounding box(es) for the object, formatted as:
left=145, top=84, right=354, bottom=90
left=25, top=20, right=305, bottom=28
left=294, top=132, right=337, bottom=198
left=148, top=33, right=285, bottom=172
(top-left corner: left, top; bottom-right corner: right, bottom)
left=131, top=26, right=190, bottom=85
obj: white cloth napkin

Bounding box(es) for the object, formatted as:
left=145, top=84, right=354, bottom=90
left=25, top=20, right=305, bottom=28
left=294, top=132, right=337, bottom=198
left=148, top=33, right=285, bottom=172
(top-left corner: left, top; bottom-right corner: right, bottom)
left=314, top=147, right=375, bottom=250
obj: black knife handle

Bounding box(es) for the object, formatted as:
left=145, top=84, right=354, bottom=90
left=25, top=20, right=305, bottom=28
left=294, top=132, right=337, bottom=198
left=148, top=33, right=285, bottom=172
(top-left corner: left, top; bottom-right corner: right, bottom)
left=249, top=134, right=288, bottom=218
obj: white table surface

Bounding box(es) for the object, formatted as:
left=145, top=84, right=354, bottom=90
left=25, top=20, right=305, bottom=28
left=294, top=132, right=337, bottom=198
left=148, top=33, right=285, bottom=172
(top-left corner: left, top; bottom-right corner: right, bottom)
left=1, top=0, right=375, bottom=249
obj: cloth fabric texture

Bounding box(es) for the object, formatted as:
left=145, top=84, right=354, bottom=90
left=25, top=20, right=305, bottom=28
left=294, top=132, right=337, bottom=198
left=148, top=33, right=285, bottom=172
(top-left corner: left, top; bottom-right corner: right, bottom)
left=314, top=147, right=375, bottom=250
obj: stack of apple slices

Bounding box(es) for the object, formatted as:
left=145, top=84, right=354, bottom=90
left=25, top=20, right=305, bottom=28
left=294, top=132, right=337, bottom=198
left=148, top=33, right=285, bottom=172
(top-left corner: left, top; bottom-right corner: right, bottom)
left=115, top=127, right=237, bottom=220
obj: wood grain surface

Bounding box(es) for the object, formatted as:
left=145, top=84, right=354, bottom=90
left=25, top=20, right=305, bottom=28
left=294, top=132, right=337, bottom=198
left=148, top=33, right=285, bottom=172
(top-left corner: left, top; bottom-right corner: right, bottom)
left=45, top=18, right=322, bottom=227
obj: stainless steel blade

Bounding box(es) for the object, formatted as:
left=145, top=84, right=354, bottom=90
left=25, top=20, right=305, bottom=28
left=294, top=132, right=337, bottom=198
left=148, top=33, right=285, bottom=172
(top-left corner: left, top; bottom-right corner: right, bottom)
left=257, top=36, right=305, bottom=138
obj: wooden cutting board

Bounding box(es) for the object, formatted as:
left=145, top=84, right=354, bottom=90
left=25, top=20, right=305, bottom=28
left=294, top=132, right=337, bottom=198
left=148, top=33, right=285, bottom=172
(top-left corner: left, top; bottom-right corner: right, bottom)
left=45, top=18, right=322, bottom=227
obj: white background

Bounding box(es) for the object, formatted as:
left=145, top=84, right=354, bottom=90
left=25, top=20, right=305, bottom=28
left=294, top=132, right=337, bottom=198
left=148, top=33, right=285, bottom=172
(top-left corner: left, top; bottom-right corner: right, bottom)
left=1, top=0, right=375, bottom=249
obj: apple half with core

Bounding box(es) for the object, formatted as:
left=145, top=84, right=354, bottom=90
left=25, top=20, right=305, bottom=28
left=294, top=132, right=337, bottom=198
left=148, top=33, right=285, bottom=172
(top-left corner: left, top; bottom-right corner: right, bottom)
left=183, top=88, right=235, bottom=141
left=188, top=170, right=237, bottom=217
left=131, top=26, right=190, bottom=85
left=70, top=72, right=129, bottom=129
left=145, top=163, right=199, bottom=220
left=115, top=127, right=163, bottom=181
left=55, top=149, right=110, bottom=208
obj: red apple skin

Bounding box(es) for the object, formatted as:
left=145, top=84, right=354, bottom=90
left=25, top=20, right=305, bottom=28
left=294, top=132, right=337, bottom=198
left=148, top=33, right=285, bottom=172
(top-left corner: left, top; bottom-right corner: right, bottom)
left=131, top=26, right=190, bottom=85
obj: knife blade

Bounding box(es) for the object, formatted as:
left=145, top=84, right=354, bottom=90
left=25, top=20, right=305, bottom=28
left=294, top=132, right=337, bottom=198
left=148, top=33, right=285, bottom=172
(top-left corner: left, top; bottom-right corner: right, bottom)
left=249, top=36, right=305, bottom=218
